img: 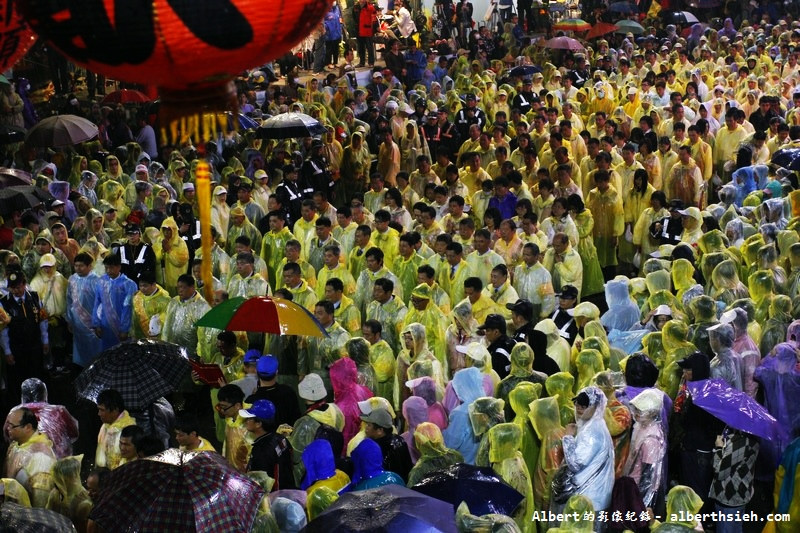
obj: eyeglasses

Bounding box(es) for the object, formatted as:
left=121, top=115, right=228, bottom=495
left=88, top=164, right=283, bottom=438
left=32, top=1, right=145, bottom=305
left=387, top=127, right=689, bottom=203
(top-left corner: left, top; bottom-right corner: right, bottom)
left=6, top=423, right=23, bottom=429
left=215, top=403, right=235, bottom=412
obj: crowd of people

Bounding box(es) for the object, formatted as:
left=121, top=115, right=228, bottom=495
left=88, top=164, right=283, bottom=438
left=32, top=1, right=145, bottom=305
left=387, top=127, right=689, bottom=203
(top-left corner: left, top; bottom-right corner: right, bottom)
left=1, top=2, right=800, bottom=532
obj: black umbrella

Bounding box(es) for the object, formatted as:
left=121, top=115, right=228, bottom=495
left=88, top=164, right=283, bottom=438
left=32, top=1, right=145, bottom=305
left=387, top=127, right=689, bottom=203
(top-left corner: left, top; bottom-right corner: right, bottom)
left=0, top=186, right=41, bottom=214
left=508, top=65, right=542, bottom=77
left=608, top=1, right=638, bottom=14
left=0, top=124, right=26, bottom=145
left=410, top=463, right=524, bottom=517
left=663, top=10, right=699, bottom=24
left=12, top=184, right=55, bottom=204
left=0, top=502, right=77, bottom=532
left=256, top=112, right=327, bottom=139
left=74, top=340, right=191, bottom=410
left=0, top=168, right=32, bottom=187
left=304, top=484, right=458, bottom=532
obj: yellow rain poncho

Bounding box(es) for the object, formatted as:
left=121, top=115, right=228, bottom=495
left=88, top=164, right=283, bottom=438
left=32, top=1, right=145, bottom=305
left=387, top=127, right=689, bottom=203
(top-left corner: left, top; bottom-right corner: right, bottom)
left=298, top=320, right=350, bottom=397
left=534, top=319, right=571, bottom=372
left=0, top=477, right=30, bottom=506
left=226, top=208, right=262, bottom=257
left=545, top=372, right=576, bottom=427
left=711, top=259, right=750, bottom=307
left=571, top=208, right=605, bottom=298
left=152, top=217, right=189, bottom=295
left=749, top=269, right=776, bottom=324
left=585, top=185, right=624, bottom=269
left=660, top=321, right=696, bottom=399
left=651, top=485, right=703, bottom=532
left=46, top=454, right=91, bottom=528
left=546, top=494, right=595, bottom=532
left=529, top=396, right=565, bottom=519
left=4, top=430, right=57, bottom=508
left=368, top=339, right=396, bottom=404
left=407, top=422, right=464, bottom=487
left=132, top=283, right=171, bottom=339
left=488, top=423, right=534, bottom=530
left=575, top=349, right=605, bottom=392
left=455, top=502, right=521, bottom=533
left=761, top=295, right=793, bottom=357
left=507, top=382, right=542, bottom=483
left=260, top=226, right=294, bottom=289
left=95, top=411, right=136, bottom=470
left=307, top=486, right=339, bottom=520
left=395, top=323, right=445, bottom=411
left=470, top=397, right=506, bottom=468
left=671, top=258, right=696, bottom=305
left=402, top=284, right=448, bottom=373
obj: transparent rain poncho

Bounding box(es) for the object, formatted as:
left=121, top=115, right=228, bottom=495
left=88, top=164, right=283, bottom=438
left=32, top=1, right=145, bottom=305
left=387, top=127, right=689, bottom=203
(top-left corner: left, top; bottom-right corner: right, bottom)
left=271, top=497, right=307, bottom=532
left=554, top=387, right=615, bottom=518
left=346, top=337, right=378, bottom=393
left=396, top=322, right=444, bottom=411
left=247, top=471, right=280, bottom=533
left=575, top=349, right=606, bottom=392
left=529, top=396, right=566, bottom=514
left=600, top=278, right=640, bottom=332
left=0, top=477, right=30, bottom=506
left=408, top=422, right=464, bottom=487
left=535, top=319, right=572, bottom=373
left=723, top=217, right=744, bottom=248
left=443, top=367, right=488, bottom=465
left=487, top=423, right=534, bottom=530
left=708, top=323, right=743, bottom=391
left=761, top=295, right=793, bottom=357
left=628, top=277, right=648, bottom=309
left=454, top=502, right=522, bottom=533
left=761, top=197, right=789, bottom=229
left=508, top=382, right=542, bottom=485
left=545, top=372, right=576, bottom=427
left=761, top=222, right=780, bottom=246
left=46, top=454, right=92, bottom=528
left=727, top=298, right=762, bottom=348
left=469, top=397, right=506, bottom=467
left=623, top=389, right=666, bottom=509
left=446, top=301, right=481, bottom=377
left=570, top=321, right=612, bottom=370
left=697, top=229, right=728, bottom=256
left=789, top=243, right=800, bottom=312
left=711, top=259, right=750, bottom=307
left=777, top=230, right=799, bottom=269
left=699, top=251, right=727, bottom=292
left=581, top=336, right=612, bottom=371
left=592, top=371, right=632, bottom=477
left=749, top=269, right=776, bottom=324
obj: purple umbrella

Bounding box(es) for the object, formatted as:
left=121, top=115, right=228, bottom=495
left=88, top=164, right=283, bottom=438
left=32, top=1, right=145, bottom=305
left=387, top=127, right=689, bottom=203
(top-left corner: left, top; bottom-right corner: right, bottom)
left=687, top=378, right=788, bottom=442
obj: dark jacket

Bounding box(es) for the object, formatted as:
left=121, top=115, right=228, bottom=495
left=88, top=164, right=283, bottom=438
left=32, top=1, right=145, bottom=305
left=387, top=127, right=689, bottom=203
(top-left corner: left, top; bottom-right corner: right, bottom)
left=374, top=432, right=413, bottom=483
left=246, top=383, right=302, bottom=427
left=248, top=431, right=295, bottom=490
left=487, top=334, right=517, bottom=380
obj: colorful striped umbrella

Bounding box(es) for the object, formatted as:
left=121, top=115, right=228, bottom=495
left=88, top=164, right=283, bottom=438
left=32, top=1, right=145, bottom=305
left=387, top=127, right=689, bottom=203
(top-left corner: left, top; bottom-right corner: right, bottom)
left=553, top=18, right=591, bottom=32
left=195, top=296, right=328, bottom=336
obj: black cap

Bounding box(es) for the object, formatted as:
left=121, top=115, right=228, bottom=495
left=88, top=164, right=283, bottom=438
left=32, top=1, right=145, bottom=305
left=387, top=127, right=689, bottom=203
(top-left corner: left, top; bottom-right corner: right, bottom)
left=465, top=93, right=477, bottom=101
left=477, top=314, right=505, bottom=331
left=572, top=391, right=591, bottom=407
left=125, top=224, right=141, bottom=235
left=506, top=299, right=534, bottom=321
left=522, top=76, right=533, bottom=84
left=677, top=351, right=707, bottom=369
left=668, top=199, right=684, bottom=210
left=557, top=285, right=579, bottom=300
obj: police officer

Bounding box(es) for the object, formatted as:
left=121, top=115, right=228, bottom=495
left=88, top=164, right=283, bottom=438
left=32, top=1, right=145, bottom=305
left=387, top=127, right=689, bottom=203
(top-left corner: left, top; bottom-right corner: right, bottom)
left=114, top=224, right=156, bottom=282
left=454, top=93, right=486, bottom=141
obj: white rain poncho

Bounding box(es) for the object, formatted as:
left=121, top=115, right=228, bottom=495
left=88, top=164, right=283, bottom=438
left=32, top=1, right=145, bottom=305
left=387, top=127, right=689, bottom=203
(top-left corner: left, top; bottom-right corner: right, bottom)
left=551, top=386, right=615, bottom=520
left=600, top=278, right=640, bottom=332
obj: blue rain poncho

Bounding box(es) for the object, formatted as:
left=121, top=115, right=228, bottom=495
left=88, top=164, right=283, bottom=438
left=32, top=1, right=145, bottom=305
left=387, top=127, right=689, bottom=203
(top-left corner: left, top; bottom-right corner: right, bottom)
left=443, top=367, right=488, bottom=465
left=271, top=497, right=307, bottom=532
left=553, top=386, right=615, bottom=517
left=301, top=439, right=338, bottom=490
left=601, top=278, right=641, bottom=332
left=344, top=438, right=404, bottom=491
left=731, top=165, right=768, bottom=206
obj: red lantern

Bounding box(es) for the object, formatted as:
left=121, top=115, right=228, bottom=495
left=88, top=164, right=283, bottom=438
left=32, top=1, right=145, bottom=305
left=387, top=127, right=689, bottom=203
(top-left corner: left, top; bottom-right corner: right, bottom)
left=0, top=0, right=36, bottom=72
left=19, top=0, right=331, bottom=118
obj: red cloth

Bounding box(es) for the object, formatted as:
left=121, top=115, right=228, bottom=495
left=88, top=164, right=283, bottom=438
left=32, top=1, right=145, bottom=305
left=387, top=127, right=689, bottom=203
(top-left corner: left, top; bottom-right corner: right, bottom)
left=358, top=3, right=377, bottom=37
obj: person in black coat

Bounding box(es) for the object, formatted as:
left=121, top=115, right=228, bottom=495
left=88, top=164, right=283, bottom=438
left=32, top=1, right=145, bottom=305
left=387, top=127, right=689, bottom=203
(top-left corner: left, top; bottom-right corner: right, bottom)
left=246, top=355, right=302, bottom=427
left=479, top=314, right=517, bottom=380
left=361, top=408, right=413, bottom=482
left=113, top=225, right=156, bottom=282
left=240, top=400, right=296, bottom=490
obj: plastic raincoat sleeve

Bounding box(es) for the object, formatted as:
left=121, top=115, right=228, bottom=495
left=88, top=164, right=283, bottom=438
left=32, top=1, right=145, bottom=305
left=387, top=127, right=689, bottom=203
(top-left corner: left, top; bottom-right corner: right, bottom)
left=1, top=477, right=31, bottom=506
left=455, top=502, right=523, bottom=533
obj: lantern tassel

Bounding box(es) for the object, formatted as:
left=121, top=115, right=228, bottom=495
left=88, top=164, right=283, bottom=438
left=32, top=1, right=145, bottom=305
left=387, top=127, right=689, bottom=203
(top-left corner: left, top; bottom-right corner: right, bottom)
left=159, top=81, right=238, bottom=145
left=196, top=162, right=214, bottom=304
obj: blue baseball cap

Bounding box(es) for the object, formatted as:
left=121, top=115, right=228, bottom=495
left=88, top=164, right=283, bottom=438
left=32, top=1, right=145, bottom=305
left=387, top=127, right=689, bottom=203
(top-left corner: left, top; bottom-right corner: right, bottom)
left=244, top=349, right=262, bottom=364
left=256, top=355, right=279, bottom=376
left=239, top=399, right=276, bottom=421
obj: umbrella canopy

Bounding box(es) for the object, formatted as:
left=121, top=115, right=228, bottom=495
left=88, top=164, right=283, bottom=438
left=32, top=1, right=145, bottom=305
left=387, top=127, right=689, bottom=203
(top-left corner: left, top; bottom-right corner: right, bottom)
left=552, top=18, right=591, bottom=32
left=586, top=22, right=619, bottom=39
left=615, top=19, right=645, bottom=34
left=0, top=124, right=26, bottom=145
left=687, top=379, right=789, bottom=442
left=508, top=65, right=542, bottom=77
left=664, top=10, right=700, bottom=24
left=25, top=115, right=99, bottom=148
left=411, top=463, right=524, bottom=516
left=0, top=187, right=40, bottom=214
left=74, top=340, right=191, bottom=410
left=195, top=296, right=328, bottom=336
left=237, top=113, right=260, bottom=130
left=541, top=36, right=585, bottom=51
left=100, top=89, right=151, bottom=105
left=608, top=1, right=638, bottom=14
left=90, top=449, right=264, bottom=533
left=0, top=502, right=77, bottom=532
left=0, top=168, right=32, bottom=187
left=771, top=148, right=800, bottom=169
left=256, top=111, right=327, bottom=139
left=305, top=484, right=458, bottom=533
left=12, top=185, right=54, bottom=204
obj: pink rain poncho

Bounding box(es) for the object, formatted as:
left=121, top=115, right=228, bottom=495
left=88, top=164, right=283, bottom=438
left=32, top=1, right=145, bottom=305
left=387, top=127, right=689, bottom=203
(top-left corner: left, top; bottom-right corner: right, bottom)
left=330, top=357, right=373, bottom=447
left=401, top=396, right=430, bottom=464
left=408, top=376, right=448, bottom=430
